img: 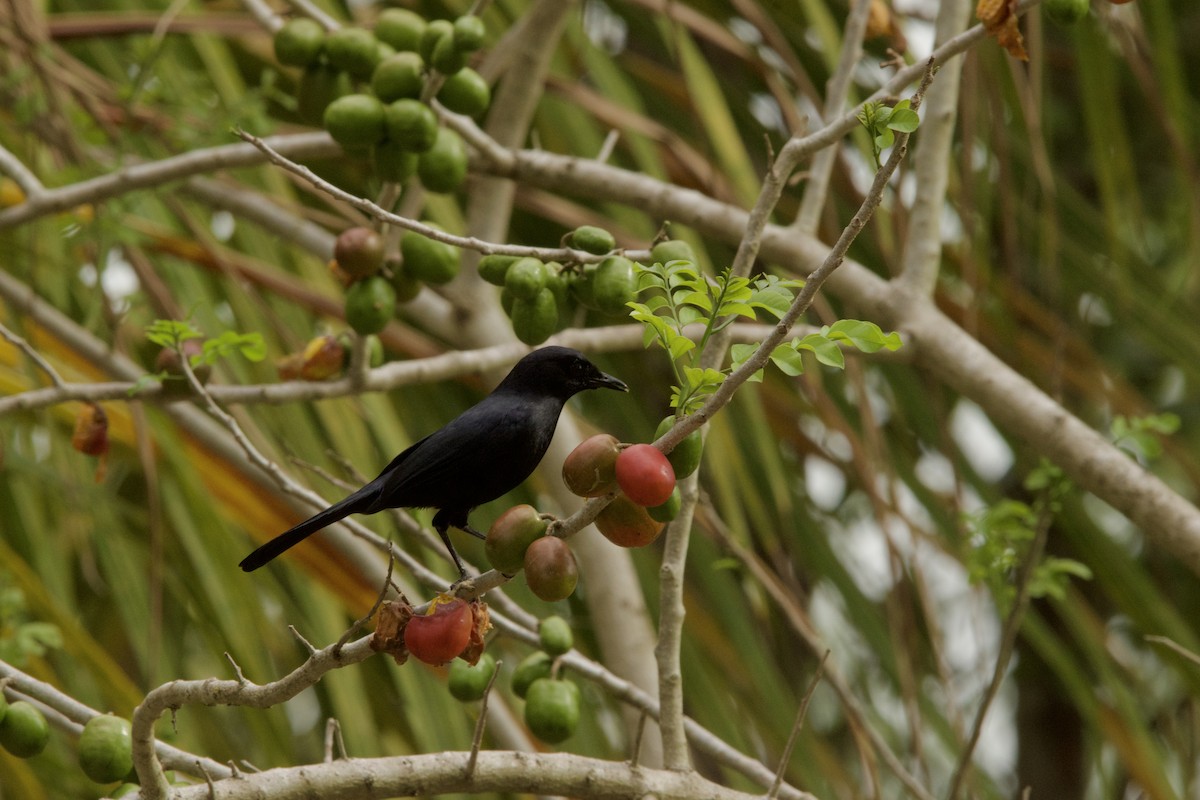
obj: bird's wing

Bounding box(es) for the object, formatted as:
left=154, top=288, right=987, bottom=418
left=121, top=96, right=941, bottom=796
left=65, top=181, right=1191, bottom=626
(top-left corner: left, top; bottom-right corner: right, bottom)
left=371, top=395, right=554, bottom=512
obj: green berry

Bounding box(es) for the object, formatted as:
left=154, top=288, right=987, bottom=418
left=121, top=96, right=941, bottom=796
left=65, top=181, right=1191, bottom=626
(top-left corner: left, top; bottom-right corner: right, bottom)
left=372, top=52, right=425, bottom=102
left=374, top=8, right=426, bottom=52
left=0, top=700, right=49, bottom=758
left=510, top=288, right=558, bottom=345
left=324, top=27, right=380, bottom=80
left=511, top=651, right=553, bottom=699
left=524, top=678, right=581, bottom=744
left=384, top=99, right=438, bottom=152
left=477, top=254, right=517, bottom=286
left=437, top=68, right=490, bottom=117
left=79, top=715, right=134, bottom=784
left=538, top=616, right=574, bottom=656
left=592, top=255, right=635, bottom=315
left=274, top=18, right=325, bottom=67
left=344, top=276, right=396, bottom=335
left=448, top=653, right=497, bottom=702
left=570, top=225, right=616, bottom=255
left=504, top=257, right=547, bottom=299
left=400, top=228, right=460, bottom=285
left=324, top=94, right=387, bottom=149
left=417, top=127, right=469, bottom=193
left=451, top=15, right=486, bottom=52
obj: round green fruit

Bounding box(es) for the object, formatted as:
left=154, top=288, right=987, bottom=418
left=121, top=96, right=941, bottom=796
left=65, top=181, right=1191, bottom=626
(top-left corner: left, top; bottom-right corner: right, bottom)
left=485, top=504, right=547, bottom=574
left=344, top=276, right=396, bottom=335
left=372, top=52, right=425, bottom=102
left=384, top=99, right=438, bottom=152
left=524, top=678, right=581, bottom=744
left=274, top=18, right=325, bottom=67
left=419, top=19, right=454, bottom=63
left=570, top=225, right=615, bottom=255
left=523, top=536, right=578, bottom=602
left=511, top=651, right=553, bottom=699
left=504, top=257, right=547, bottom=299
left=592, top=255, right=635, bottom=315
left=452, top=15, right=486, bottom=52
left=648, top=486, right=682, bottom=523
left=417, top=127, right=469, bottom=193
left=375, top=8, right=426, bottom=52
left=477, top=254, right=517, bottom=286
left=437, top=68, right=490, bottom=117
left=324, top=93, right=387, bottom=149
left=324, top=27, right=380, bottom=80
left=510, top=288, right=558, bottom=346
left=430, top=27, right=466, bottom=74
left=650, top=239, right=696, bottom=265
left=654, top=415, right=703, bottom=479
left=448, top=653, right=497, bottom=702
left=400, top=228, right=460, bottom=285
left=0, top=700, right=49, bottom=758
left=538, top=615, right=574, bottom=656
left=79, top=715, right=134, bottom=784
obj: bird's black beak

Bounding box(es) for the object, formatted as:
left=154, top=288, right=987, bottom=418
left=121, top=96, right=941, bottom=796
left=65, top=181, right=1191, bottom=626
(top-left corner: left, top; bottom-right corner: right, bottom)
left=592, top=371, right=628, bottom=392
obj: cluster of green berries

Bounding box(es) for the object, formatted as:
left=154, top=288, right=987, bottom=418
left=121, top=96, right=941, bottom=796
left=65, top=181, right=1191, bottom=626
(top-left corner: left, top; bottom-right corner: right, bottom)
left=332, top=222, right=462, bottom=335
left=447, top=615, right=580, bottom=744
left=0, top=694, right=143, bottom=792
left=273, top=10, right=488, bottom=193
left=477, top=226, right=651, bottom=345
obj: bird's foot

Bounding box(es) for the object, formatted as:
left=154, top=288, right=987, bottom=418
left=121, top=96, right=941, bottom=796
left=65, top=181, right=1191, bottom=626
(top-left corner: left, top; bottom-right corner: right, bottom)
left=461, top=523, right=488, bottom=541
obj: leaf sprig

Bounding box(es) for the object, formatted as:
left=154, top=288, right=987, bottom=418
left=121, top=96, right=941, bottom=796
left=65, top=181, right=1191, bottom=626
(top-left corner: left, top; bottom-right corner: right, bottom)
left=857, top=99, right=921, bottom=168
left=629, top=259, right=902, bottom=414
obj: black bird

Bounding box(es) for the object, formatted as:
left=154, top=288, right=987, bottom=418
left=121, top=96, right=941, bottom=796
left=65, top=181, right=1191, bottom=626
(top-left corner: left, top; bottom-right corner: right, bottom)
left=239, top=346, right=627, bottom=577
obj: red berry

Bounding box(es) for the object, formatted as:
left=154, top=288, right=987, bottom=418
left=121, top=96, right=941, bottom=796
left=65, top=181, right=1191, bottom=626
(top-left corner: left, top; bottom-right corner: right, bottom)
left=404, top=597, right=473, bottom=665
left=615, top=444, right=676, bottom=507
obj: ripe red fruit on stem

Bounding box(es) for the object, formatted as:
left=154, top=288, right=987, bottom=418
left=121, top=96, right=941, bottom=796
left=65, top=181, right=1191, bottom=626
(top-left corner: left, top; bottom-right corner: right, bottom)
left=615, top=444, right=676, bottom=507
left=403, top=597, right=473, bottom=665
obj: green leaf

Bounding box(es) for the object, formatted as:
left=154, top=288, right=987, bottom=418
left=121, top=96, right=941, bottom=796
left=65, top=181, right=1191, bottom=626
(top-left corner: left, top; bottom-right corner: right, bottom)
left=887, top=107, right=920, bottom=133
left=769, top=345, right=806, bottom=376
left=678, top=290, right=713, bottom=312
left=145, top=319, right=202, bottom=348
left=875, top=128, right=895, bottom=151
left=796, top=334, right=845, bottom=368
left=825, top=319, right=903, bottom=353
left=730, top=343, right=757, bottom=371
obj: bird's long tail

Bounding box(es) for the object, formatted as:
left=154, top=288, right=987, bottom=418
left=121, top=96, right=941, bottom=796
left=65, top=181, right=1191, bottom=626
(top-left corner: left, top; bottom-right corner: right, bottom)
left=239, top=487, right=376, bottom=572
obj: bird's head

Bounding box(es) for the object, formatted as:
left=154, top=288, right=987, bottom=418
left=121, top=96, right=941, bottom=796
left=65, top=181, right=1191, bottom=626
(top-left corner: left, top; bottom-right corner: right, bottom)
left=498, top=346, right=628, bottom=399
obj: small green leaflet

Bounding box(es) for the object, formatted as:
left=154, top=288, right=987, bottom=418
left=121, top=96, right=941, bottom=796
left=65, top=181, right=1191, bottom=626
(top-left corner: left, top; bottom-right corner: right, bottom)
left=144, top=320, right=266, bottom=367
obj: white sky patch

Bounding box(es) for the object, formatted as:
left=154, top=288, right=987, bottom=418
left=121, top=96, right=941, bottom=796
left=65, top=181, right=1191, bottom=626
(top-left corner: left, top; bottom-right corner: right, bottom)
left=1082, top=493, right=1141, bottom=554
left=749, top=92, right=786, bottom=134
left=284, top=690, right=321, bottom=736
left=950, top=400, right=1013, bottom=482
left=583, top=0, right=627, bottom=54
left=805, top=455, right=846, bottom=511
left=81, top=249, right=140, bottom=313
left=915, top=447, right=957, bottom=494
left=829, top=516, right=896, bottom=601
left=210, top=210, right=235, bottom=242
left=900, top=16, right=936, bottom=62
left=1078, top=291, right=1113, bottom=326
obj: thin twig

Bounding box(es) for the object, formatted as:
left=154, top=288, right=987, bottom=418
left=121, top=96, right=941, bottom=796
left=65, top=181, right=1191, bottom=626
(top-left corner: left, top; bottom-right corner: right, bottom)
left=465, top=660, right=502, bottom=778
left=0, top=321, right=67, bottom=387
left=943, top=514, right=1052, bottom=799
left=769, top=651, right=830, bottom=800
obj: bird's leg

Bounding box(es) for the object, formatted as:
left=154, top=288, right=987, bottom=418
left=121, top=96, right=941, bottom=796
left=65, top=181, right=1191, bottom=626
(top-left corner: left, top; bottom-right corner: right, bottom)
left=434, top=524, right=470, bottom=582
